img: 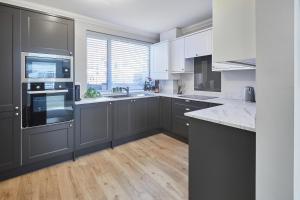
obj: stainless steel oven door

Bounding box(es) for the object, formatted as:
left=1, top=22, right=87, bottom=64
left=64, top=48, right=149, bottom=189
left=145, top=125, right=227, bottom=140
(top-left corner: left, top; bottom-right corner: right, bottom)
left=21, top=52, right=73, bottom=83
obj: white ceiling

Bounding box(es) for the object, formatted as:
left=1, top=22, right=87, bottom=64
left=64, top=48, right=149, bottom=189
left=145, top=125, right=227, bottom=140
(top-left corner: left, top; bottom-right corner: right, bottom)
left=23, top=0, right=212, bottom=34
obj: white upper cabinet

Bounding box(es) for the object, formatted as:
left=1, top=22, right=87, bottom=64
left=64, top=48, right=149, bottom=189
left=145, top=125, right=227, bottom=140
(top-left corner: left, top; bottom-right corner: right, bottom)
left=150, top=41, right=179, bottom=80
left=170, top=38, right=194, bottom=73
left=184, top=28, right=212, bottom=59
left=213, top=0, right=255, bottom=64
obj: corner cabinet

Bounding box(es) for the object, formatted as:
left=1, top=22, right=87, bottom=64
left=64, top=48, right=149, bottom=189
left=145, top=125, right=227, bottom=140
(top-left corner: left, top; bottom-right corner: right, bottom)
left=170, top=38, right=194, bottom=73
left=21, top=10, right=74, bottom=56
left=0, top=5, right=21, bottom=173
left=75, top=102, right=112, bottom=150
left=150, top=41, right=180, bottom=80
left=184, top=28, right=212, bottom=59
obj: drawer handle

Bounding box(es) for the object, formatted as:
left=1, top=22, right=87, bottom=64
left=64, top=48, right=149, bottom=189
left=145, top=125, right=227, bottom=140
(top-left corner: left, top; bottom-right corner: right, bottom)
left=185, top=108, right=190, bottom=111
left=186, top=123, right=190, bottom=127
left=185, top=100, right=190, bottom=103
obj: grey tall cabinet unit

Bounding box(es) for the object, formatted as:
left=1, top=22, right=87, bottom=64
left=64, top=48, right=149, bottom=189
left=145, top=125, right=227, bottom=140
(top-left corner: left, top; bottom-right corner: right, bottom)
left=0, top=5, right=21, bottom=173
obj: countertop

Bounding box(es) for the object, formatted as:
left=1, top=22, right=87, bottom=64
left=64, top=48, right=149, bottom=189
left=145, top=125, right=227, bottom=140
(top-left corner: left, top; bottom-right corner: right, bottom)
left=75, top=93, right=256, bottom=132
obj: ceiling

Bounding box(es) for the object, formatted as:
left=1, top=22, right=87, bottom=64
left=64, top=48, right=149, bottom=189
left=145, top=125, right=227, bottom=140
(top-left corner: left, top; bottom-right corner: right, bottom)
left=23, top=0, right=212, bottom=34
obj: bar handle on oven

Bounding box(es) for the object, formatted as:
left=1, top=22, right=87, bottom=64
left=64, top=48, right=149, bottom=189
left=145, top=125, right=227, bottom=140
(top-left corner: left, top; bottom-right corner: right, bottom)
left=27, top=90, right=69, bottom=94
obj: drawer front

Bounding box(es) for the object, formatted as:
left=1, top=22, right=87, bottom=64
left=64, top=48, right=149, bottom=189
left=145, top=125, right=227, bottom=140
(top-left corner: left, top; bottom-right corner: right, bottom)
left=173, top=98, right=210, bottom=109
left=22, top=122, right=74, bottom=165
left=172, top=99, right=210, bottom=119
left=173, top=103, right=202, bottom=118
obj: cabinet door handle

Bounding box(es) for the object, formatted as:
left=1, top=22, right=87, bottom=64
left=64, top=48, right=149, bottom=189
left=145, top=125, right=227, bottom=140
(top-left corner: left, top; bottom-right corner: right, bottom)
left=15, top=113, right=19, bottom=116
left=69, top=123, right=73, bottom=127
left=14, top=106, right=19, bottom=111
left=185, top=108, right=190, bottom=111
left=185, top=99, right=190, bottom=103
left=186, top=123, right=190, bottom=127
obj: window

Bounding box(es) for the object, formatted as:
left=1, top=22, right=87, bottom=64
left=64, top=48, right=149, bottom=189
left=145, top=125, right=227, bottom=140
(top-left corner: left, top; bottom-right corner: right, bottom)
left=87, top=37, right=108, bottom=91
left=87, top=32, right=150, bottom=91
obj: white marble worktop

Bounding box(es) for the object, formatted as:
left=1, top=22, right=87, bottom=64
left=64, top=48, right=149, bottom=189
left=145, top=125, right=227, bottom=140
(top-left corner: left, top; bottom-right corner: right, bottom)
left=75, top=93, right=256, bottom=132
left=184, top=98, right=256, bottom=132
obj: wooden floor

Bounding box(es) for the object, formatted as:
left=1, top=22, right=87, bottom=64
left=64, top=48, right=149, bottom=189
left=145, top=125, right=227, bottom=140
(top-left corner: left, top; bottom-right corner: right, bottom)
left=0, top=134, right=188, bottom=200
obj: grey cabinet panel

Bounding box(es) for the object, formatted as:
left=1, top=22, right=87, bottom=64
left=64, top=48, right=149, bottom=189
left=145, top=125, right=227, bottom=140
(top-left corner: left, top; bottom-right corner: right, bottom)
left=0, top=112, right=20, bottom=172
left=160, top=97, right=172, bottom=131
left=189, top=119, right=255, bottom=200
left=131, top=98, right=148, bottom=134
left=172, top=117, right=189, bottom=139
left=75, top=102, right=112, bottom=150
left=21, top=10, right=74, bottom=55
left=113, top=100, right=132, bottom=140
left=172, top=99, right=210, bottom=139
left=0, top=5, right=21, bottom=173
left=22, top=122, right=74, bottom=165
left=147, top=97, right=160, bottom=130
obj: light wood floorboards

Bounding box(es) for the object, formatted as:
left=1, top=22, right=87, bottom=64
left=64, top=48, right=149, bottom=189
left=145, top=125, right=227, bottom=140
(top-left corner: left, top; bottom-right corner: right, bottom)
left=0, top=134, right=188, bottom=200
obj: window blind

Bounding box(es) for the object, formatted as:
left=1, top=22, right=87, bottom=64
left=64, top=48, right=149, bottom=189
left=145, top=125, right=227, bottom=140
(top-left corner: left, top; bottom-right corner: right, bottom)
left=86, top=32, right=150, bottom=91
left=111, top=40, right=150, bottom=90
left=87, top=37, right=108, bottom=90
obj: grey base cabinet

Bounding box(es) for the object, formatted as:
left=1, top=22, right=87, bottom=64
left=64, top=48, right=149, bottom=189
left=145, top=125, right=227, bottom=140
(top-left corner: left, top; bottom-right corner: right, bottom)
left=21, top=10, right=74, bottom=56
left=0, top=5, right=21, bottom=173
left=160, top=97, right=172, bottom=132
left=131, top=98, right=148, bottom=134
left=113, top=97, right=160, bottom=142
left=172, top=99, right=210, bottom=140
left=189, top=118, right=255, bottom=200
left=22, top=122, right=74, bottom=165
left=112, top=100, right=132, bottom=140
left=75, top=102, right=112, bottom=150
left=147, top=97, right=160, bottom=130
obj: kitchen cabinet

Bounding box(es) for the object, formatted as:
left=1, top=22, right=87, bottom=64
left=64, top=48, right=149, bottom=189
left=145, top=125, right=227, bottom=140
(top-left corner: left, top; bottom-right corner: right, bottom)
left=170, top=38, right=194, bottom=73
left=21, top=10, right=74, bottom=56
left=160, top=97, right=172, bottom=132
left=184, top=29, right=212, bottom=59
left=147, top=97, right=160, bottom=130
left=150, top=41, right=179, bottom=80
left=22, top=121, right=74, bottom=165
left=112, top=100, right=132, bottom=140
left=131, top=98, right=148, bottom=134
left=172, top=99, right=210, bottom=140
left=75, top=102, right=112, bottom=150
left=189, top=118, right=255, bottom=200
left=0, top=5, right=21, bottom=173
left=213, top=0, right=255, bottom=64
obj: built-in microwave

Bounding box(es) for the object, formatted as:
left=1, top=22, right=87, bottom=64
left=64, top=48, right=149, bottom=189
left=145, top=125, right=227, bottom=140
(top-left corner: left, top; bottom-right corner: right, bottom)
left=21, top=52, right=73, bottom=83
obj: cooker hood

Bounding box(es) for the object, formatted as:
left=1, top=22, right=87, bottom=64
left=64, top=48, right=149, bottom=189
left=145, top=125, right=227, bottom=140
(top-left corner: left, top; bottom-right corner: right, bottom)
left=213, top=58, right=256, bottom=71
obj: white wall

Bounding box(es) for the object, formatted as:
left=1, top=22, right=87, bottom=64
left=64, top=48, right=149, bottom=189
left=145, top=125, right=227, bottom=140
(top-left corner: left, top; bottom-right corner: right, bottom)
left=294, top=0, right=300, bottom=199
left=256, top=0, right=295, bottom=199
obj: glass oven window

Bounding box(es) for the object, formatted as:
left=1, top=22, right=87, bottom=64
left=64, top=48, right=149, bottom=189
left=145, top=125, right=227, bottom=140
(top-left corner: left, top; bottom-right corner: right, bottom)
left=25, top=57, right=71, bottom=79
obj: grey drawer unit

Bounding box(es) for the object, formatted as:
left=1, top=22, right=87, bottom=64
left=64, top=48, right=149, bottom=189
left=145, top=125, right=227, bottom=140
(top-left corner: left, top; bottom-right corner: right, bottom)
left=22, top=121, right=74, bottom=165
left=172, top=98, right=210, bottom=140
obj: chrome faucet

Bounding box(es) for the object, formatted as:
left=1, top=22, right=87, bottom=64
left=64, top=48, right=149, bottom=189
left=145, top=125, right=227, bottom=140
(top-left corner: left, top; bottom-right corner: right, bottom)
left=120, top=87, right=130, bottom=96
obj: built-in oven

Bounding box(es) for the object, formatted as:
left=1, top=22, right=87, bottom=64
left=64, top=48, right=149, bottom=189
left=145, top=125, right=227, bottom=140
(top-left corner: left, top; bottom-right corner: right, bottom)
left=21, top=52, right=73, bottom=83
left=22, top=82, right=74, bottom=128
